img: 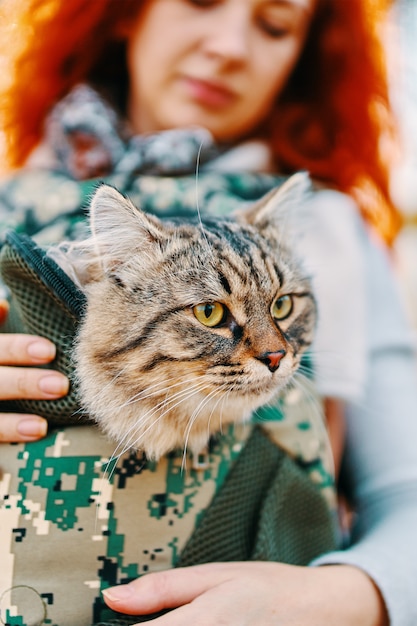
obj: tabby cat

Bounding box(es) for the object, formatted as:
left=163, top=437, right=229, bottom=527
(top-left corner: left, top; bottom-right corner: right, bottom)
left=54, top=173, right=316, bottom=460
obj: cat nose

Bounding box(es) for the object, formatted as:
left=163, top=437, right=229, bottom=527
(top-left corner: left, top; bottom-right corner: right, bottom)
left=256, top=350, right=286, bottom=373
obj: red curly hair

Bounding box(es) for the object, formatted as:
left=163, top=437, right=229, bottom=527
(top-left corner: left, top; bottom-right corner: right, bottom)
left=0, top=0, right=401, bottom=242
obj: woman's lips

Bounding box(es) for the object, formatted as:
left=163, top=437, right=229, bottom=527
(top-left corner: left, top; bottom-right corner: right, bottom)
left=182, top=76, right=236, bottom=108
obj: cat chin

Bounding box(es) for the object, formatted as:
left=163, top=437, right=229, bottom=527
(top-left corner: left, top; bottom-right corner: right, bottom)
left=92, top=406, right=252, bottom=461
left=86, top=386, right=280, bottom=461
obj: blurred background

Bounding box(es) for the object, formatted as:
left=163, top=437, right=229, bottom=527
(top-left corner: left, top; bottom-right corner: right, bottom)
left=389, top=0, right=417, bottom=334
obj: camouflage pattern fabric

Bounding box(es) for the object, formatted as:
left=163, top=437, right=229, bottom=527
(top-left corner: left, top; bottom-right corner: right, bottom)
left=0, top=424, right=253, bottom=625
left=0, top=421, right=337, bottom=626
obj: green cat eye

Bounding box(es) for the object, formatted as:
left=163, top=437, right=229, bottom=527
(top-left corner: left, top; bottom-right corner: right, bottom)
left=271, top=295, right=293, bottom=320
left=193, top=302, right=226, bottom=327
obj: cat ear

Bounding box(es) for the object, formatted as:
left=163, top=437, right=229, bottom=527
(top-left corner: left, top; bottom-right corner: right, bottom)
left=88, top=184, right=168, bottom=269
left=48, top=185, right=168, bottom=288
left=235, top=172, right=313, bottom=230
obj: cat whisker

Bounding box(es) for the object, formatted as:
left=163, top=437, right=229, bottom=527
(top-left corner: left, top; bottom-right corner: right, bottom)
left=206, top=384, right=230, bottom=441
left=194, top=139, right=214, bottom=261
left=118, top=379, right=183, bottom=410
left=298, top=354, right=378, bottom=419
left=120, top=371, right=206, bottom=409
left=291, top=374, right=325, bottom=423
left=96, top=377, right=213, bottom=518
left=98, top=374, right=207, bottom=467
left=109, top=378, right=215, bottom=463
left=98, top=384, right=198, bottom=479
left=299, top=348, right=351, bottom=377
left=291, top=373, right=335, bottom=479
left=181, top=384, right=228, bottom=470
left=124, top=388, right=215, bottom=462
left=217, top=384, right=240, bottom=443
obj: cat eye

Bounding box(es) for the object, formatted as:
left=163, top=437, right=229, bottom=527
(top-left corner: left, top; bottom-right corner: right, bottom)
left=193, top=302, right=226, bottom=327
left=271, top=295, right=293, bottom=320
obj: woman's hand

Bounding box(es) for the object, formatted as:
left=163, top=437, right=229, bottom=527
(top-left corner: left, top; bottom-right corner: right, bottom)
left=102, top=562, right=388, bottom=626
left=0, top=300, right=69, bottom=443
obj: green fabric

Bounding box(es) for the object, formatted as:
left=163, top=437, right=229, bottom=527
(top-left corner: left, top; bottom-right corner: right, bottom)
left=178, top=426, right=337, bottom=566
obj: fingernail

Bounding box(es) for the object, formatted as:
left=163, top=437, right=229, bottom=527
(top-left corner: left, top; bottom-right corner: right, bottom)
left=27, top=340, right=56, bottom=361
left=17, top=418, right=48, bottom=438
left=38, top=374, right=69, bottom=396
left=102, top=586, right=133, bottom=603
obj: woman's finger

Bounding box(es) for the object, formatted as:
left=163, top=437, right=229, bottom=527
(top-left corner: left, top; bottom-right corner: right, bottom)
left=0, top=366, right=69, bottom=400
left=102, top=563, right=282, bottom=626
left=102, top=563, right=248, bottom=615
left=0, top=413, right=48, bottom=442
left=102, top=563, right=387, bottom=626
left=0, top=333, right=56, bottom=365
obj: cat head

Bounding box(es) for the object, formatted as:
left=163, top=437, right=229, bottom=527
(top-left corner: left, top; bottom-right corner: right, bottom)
left=69, top=174, right=316, bottom=459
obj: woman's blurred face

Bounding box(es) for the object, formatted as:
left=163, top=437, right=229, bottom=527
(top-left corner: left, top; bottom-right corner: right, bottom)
left=127, top=0, right=315, bottom=142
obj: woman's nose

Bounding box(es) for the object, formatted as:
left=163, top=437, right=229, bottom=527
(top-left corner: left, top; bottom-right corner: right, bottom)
left=201, top=8, right=250, bottom=62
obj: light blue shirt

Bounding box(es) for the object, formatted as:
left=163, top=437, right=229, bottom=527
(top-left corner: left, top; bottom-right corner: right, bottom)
left=310, top=194, right=417, bottom=626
